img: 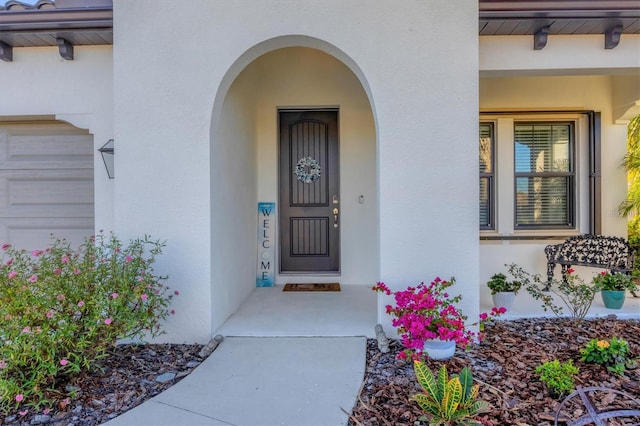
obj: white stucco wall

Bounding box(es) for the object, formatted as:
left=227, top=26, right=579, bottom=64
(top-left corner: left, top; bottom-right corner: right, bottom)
left=113, top=0, right=481, bottom=342
left=480, top=34, right=640, bottom=76
left=612, top=74, right=640, bottom=123
left=0, top=45, right=114, bottom=231
left=210, top=71, right=258, bottom=333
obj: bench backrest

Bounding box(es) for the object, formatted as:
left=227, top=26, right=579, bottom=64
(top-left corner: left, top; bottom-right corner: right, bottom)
left=554, top=234, right=633, bottom=270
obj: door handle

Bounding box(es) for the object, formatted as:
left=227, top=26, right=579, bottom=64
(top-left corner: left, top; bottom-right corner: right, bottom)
left=333, top=208, right=339, bottom=228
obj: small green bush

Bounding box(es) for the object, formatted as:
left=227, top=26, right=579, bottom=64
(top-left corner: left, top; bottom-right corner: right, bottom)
left=486, top=272, right=522, bottom=295
left=580, top=337, right=636, bottom=375
left=0, top=233, right=176, bottom=413
left=535, top=359, right=579, bottom=398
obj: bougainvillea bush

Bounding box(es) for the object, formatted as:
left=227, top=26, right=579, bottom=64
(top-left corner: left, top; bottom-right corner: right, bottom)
left=373, top=277, right=505, bottom=361
left=0, top=233, right=176, bottom=413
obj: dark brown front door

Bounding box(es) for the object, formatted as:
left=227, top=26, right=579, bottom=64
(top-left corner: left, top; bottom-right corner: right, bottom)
left=279, top=109, right=340, bottom=273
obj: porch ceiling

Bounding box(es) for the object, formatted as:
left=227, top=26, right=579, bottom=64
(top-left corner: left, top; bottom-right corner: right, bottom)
left=0, top=0, right=112, bottom=48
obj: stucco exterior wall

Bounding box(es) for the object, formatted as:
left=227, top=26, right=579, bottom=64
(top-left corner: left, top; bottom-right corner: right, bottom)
left=612, top=74, right=640, bottom=122
left=480, top=34, right=640, bottom=76
left=0, top=45, right=114, bottom=232
left=210, top=70, right=258, bottom=334
left=113, top=0, right=480, bottom=342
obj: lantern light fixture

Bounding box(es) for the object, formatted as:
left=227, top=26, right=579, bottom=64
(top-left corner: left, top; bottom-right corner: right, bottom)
left=98, top=139, right=114, bottom=179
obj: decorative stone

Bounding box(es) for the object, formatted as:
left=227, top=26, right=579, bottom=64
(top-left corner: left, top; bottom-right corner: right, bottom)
left=30, top=414, right=51, bottom=424
left=52, top=411, right=70, bottom=422
left=374, top=324, right=390, bottom=353
left=65, top=385, right=82, bottom=395
left=198, top=335, right=224, bottom=358
left=186, top=361, right=201, bottom=368
left=156, top=372, right=176, bottom=383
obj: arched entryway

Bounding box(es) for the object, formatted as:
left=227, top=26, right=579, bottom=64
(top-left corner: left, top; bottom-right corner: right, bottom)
left=209, top=37, right=379, bottom=335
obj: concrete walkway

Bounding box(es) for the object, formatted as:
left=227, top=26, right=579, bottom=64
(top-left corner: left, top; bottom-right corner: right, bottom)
left=104, top=337, right=366, bottom=426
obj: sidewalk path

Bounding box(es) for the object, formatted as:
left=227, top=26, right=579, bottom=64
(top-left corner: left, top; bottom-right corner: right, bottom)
left=104, top=337, right=366, bottom=426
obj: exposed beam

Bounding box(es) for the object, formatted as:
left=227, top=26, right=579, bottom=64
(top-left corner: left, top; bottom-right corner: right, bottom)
left=604, top=25, right=623, bottom=49
left=0, top=40, right=12, bottom=62
left=56, top=37, right=73, bottom=60
left=534, top=26, right=550, bottom=50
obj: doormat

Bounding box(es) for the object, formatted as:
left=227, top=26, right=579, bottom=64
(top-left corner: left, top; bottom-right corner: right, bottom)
left=283, top=283, right=341, bottom=292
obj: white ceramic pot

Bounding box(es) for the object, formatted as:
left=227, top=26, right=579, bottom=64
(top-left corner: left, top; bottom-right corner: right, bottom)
left=423, top=339, right=456, bottom=360
left=491, top=292, right=515, bottom=311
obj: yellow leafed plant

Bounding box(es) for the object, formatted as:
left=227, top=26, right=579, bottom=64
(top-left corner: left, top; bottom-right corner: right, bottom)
left=411, top=361, right=488, bottom=426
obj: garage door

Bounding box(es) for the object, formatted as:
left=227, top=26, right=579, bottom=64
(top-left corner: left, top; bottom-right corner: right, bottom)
left=0, top=120, right=94, bottom=251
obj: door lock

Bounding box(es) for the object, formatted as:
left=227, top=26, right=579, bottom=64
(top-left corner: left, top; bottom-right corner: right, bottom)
left=333, top=208, right=339, bottom=228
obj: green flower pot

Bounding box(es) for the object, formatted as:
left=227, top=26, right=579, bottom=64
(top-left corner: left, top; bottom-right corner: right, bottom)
left=601, top=290, right=625, bottom=309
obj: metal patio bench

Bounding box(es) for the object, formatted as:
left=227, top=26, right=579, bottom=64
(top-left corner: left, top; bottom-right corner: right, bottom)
left=545, top=234, right=635, bottom=283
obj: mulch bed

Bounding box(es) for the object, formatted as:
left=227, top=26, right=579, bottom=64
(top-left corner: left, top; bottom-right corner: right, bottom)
left=2, top=317, right=639, bottom=425
left=349, top=317, right=640, bottom=426
left=2, top=344, right=204, bottom=426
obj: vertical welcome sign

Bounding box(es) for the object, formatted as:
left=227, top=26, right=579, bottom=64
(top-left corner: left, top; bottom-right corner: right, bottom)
left=256, top=202, right=275, bottom=287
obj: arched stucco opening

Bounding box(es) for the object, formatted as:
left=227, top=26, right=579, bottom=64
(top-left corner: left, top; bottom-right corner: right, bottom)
left=209, top=36, right=379, bottom=333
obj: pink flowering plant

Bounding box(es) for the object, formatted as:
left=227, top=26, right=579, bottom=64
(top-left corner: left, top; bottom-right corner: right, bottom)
left=373, top=277, right=504, bottom=360
left=0, top=232, right=176, bottom=414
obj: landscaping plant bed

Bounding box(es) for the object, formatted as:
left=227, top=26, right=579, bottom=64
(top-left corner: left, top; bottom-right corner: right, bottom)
left=2, top=318, right=638, bottom=425
left=2, top=344, right=203, bottom=426
left=349, top=317, right=640, bottom=426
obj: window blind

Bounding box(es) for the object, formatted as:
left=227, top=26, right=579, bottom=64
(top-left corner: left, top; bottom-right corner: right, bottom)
left=514, top=123, right=574, bottom=227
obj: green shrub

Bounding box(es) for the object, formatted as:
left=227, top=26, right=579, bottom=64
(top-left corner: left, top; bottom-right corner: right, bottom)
left=580, top=337, right=636, bottom=375
left=411, top=361, right=488, bottom=425
left=535, top=360, right=578, bottom=398
left=591, top=271, right=636, bottom=292
left=0, top=233, right=176, bottom=413
left=486, top=272, right=522, bottom=295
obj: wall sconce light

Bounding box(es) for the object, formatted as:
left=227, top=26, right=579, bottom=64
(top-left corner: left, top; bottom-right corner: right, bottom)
left=98, top=139, right=114, bottom=179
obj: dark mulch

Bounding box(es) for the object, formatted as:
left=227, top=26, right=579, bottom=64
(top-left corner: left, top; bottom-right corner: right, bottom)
left=2, top=344, right=204, bottom=426
left=3, top=318, right=639, bottom=425
left=349, top=317, right=640, bottom=426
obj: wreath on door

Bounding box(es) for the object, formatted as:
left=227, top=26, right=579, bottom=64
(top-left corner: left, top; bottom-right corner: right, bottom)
left=294, top=156, right=321, bottom=183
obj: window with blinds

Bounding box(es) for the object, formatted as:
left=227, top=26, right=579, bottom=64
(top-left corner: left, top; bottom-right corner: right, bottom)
left=479, top=123, right=494, bottom=229
left=513, top=122, right=575, bottom=228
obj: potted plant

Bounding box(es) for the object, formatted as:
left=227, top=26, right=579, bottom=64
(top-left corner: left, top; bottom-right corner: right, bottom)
left=373, top=277, right=472, bottom=360
left=592, top=271, right=636, bottom=309
left=486, top=272, right=521, bottom=310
